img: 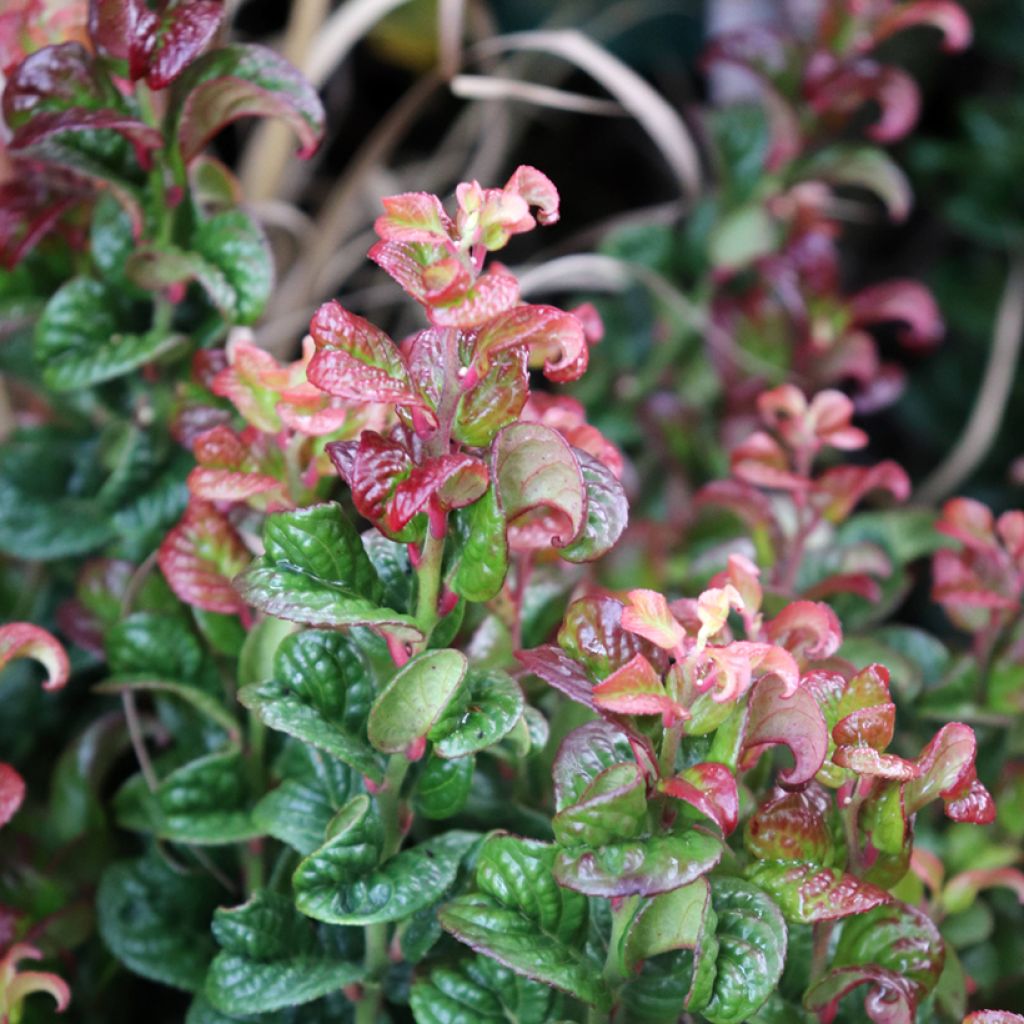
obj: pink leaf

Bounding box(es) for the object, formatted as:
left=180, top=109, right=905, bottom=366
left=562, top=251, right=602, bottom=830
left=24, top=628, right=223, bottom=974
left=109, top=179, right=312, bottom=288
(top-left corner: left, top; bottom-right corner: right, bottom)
left=503, top=164, right=560, bottom=226
left=385, top=454, right=489, bottom=534
left=307, top=301, right=427, bottom=413
left=741, top=674, right=828, bottom=786
left=621, top=589, right=687, bottom=651
left=0, top=623, right=70, bottom=691
left=904, top=723, right=995, bottom=823
left=766, top=600, right=843, bottom=662
left=158, top=500, right=251, bottom=615
left=374, top=192, right=452, bottom=245
left=872, top=2, right=973, bottom=54
left=188, top=424, right=285, bottom=505
left=808, top=59, right=921, bottom=142
left=592, top=653, right=685, bottom=724
left=0, top=763, right=26, bottom=829
left=467, top=304, right=587, bottom=384
left=661, top=762, right=738, bottom=835
left=815, top=460, right=910, bottom=523
left=850, top=280, right=944, bottom=350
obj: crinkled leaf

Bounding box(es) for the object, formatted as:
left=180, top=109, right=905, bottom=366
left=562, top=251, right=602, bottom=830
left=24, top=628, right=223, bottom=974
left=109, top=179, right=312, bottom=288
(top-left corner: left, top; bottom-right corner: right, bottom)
left=557, top=595, right=664, bottom=679
left=552, top=762, right=646, bottom=848
left=745, top=787, right=890, bottom=924
left=439, top=835, right=607, bottom=1008
left=35, top=277, right=186, bottom=390
left=702, top=877, right=787, bottom=1024
left=410, top=953, right=564, bottom=1024
left=294, top=795, right=477, bottom=924
left=239, top=630, right=382, bottom=782
left=159, top=500, right=251, bottom=615
left=206, top=890, right=364, bottom=1016
left=551, top=720, right=636, bottom=811
left=449, top=487, right=509, bottom=603
left=429, top=668, right=524, bottom=759
left=115, top=749, right=261, bottom=845
left=453, top=348, right=529, bottom=447
left=803, top=902, right=945, bottom=1024
left=98, top=852, right=219, bottom=992
left=236, top=504, right=421, bottom=640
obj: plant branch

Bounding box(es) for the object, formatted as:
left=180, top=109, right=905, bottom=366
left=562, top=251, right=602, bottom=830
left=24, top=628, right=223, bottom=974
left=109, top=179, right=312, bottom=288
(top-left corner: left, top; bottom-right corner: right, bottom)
left=916, top=252, right=1024, bottom=504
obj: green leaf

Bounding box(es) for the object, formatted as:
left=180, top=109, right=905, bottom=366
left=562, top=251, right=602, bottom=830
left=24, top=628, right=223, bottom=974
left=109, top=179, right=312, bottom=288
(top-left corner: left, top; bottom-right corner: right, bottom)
left=127, top=245, right=238, bottom=320
left=0, top=428, right=116, bottom=559
left=206, top=891, right=364, bottom=1015
left=623, top=878, right=714, bottom=968
left=91, top=191, right=136, bottom=280
left=552, top=720, right=636, bottom=811
left=410, top=953, right=563, bottom=1024
left=449, top=487, right=509, bottom=603
left=106, top=612, right=206, bottom=681
left=254, top=742, right=365, bottom=855
left=361, top=529, right=411, bottom=613
left=552, top=763, right=647, bottom=848
left=439, top=835, right=608, bottom=1008
left=115, top=749, right=261, bottom=845
left=429, top=668, right=524, bottom=759
left=701, top=878, right=787, bottom=1024
left=34, top=277, right=187, bottom=390
left=238, top=629, right=383, bottom=782
left=415, top=754, right=474, bottom=821
left=368, top=649, right=468, bottom=755
left=294, top=795, right=478, bottom=925
left=236, top=503, right=421, bottom=640
left=799, top=146, right=912, bottom=220
left=193, top=210, right=274, bottom=325
left=803, top=902, right=944, bottom=1023
left=98, top=852, right=219, bottom=991
left=554, top=828, right=721, bottom=899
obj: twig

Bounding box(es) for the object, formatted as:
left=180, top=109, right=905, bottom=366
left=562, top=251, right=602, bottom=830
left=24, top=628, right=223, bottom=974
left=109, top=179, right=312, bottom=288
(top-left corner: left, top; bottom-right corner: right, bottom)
left=121, top=691, right=159, bottom=792
left=238, top=0, right=331, bottom=201
left=474, top=29, right=702, bottom=197
left=438, top=0, right=466, bottom=79
left=451, top=74, right=627, bottom=115
left=916, top=252, right=1024, bottom=504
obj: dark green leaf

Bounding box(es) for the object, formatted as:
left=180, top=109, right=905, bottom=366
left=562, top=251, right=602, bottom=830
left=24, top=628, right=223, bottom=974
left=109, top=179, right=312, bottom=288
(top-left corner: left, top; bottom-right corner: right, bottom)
left=410, top=953, right=563, bottom=1024
left=415, top=754, right=474, bottom=820
left=449, top=487, right=509, bottom=603
left=206, top=890, right=364, bottom=1015
left=35, top=277, right=186, bottom=390
left=439, top=835, right=608, bottom=1008
left=239, top=629, right=382, bottom=782
left=294, top=795, right=478, bottom=925
left=98, top=852, right=219, bottom=991
left=557, top=452, right=628, bottom=564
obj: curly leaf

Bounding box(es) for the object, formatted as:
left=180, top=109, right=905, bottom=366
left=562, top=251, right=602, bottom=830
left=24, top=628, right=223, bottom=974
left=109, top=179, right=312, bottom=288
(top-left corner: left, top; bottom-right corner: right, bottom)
left=439, top=835, right=608, bottom=1008
left=293, top=795, right=477, bottom=925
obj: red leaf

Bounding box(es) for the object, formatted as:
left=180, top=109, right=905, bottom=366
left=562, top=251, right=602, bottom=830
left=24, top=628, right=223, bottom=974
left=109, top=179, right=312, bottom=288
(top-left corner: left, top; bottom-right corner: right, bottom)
left=307, top=301, right=427, bottom=413
left=740, top=674, right=828, bottom=786
left=766, top=600, right=843, bottom=662
left=384, top=454, right=489, bottom=534
left=0, top=623, right=70, bottom=691
left=347, top=431, right=412, bottom=525
left=516, top=645, right=596, bottom=709
left=592, top=653, right=684, bottom=724
left=661, top=762, right=738, bottom=835
left=188, top=424, right=285, bottom=506
left=146, top=1, right=224, bottom=89
left=850, top=280, right=944, bottom=350
left=808, top=59, right=921, bottom=142
left=904, top=723, right=995, bottom=824
left=158, top=500, right=251, bottom=615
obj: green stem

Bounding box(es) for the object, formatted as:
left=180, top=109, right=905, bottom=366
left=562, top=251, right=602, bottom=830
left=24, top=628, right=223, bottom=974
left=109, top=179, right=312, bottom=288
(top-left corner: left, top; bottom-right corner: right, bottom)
left=357, top=754, right=410, bottom=1021
left=414, top=528, right=446, bottom=646
left=809, top=920, right=834, bottom=984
